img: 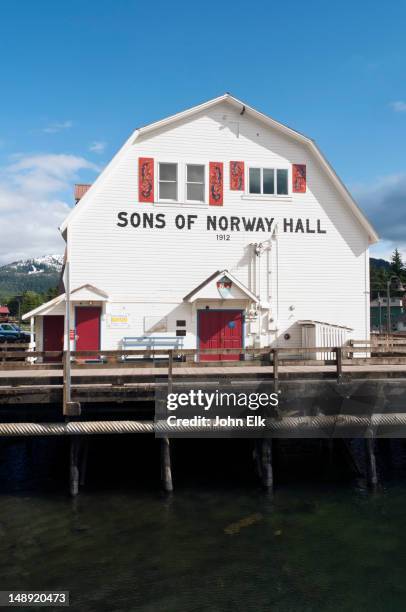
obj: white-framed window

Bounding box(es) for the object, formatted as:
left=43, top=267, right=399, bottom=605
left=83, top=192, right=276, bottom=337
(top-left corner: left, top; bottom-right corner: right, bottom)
left=158, top=162, right=178, bottom=201
left=248, top=167, right=289, bottom=196
left=186, top=164, right=205, bottom=203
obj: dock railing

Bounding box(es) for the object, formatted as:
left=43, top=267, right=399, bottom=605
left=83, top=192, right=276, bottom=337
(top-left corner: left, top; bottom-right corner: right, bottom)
left=3, top=342, right=406, bottom=374
left=3, top=342, right=406, bottom=417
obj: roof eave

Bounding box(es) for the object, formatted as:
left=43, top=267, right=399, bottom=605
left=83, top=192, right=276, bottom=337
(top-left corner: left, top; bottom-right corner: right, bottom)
left=22, top=294, right=65, bottom=320
left=59, top=93, right=379, bottom=244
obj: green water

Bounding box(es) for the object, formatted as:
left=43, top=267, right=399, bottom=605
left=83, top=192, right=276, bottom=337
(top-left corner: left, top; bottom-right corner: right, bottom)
left=0, top=438, right=405, bottom=611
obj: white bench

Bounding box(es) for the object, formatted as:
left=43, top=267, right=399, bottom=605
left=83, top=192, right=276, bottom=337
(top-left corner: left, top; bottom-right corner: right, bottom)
left=121, top=336, right=184, bottom=360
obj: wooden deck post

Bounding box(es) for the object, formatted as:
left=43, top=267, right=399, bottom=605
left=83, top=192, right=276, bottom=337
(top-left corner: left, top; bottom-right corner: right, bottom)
left=161, top=437, right=173, bottom=492
left=273, top=349, right=279, bottom=381
left=168, top=349, right=174, bottom=393
left=336, top=346, right=343, bottom=380
left=62, top=351, right=68, bottom=415
left=63, top=351, right=81, bottom=417
left=70, top=436, right=80, bottom=496
left=272, top=349, right=279, bottom=396
left=260, top=438, right=273, bottom=490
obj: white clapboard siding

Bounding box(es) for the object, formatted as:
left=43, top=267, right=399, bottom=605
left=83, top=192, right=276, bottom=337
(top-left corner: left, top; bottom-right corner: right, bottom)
left=64, top=100, right=371, bottom=348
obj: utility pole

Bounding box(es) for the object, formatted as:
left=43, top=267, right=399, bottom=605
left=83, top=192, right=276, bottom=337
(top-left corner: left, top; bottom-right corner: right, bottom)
left=63, top=260, right=80, bottom=417
left=64, top=261, right=71, bottom=409
left=387, top=275, right=405, bottom=335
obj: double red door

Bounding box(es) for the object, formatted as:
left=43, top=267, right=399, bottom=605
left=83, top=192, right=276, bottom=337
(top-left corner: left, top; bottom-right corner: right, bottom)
left=199, top=310, right=243, bottom=361
left=75, top=307, right=101, bottom=351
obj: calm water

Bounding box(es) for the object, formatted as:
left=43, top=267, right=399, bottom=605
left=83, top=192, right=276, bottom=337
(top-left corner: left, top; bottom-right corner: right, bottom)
left=0, top=436, right=406, bottom=611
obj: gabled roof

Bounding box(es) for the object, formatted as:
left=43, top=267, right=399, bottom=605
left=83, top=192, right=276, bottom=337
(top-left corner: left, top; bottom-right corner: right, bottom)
left=22, top=284, right=108, bottom=319
left=0, top=306, right=10, bottom=314
left=183, top=270, right=258, bottom=303
left=60, top=93, right=378, bottom=244
left=70, top=284, right=108, bottom=300
left=22, top=293, right=65, bottom=320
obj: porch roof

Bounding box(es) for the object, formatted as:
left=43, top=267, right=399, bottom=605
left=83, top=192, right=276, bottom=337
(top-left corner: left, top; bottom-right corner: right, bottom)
left=22, top=284, right=108, bottom=320
left=183, top=270, right=258, bottom=303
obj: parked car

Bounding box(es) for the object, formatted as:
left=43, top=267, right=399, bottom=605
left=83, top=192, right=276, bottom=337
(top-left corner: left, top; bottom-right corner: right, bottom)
left=0, top=323, right=30, bottom=343
left=9, top=324, right=31, bottom=343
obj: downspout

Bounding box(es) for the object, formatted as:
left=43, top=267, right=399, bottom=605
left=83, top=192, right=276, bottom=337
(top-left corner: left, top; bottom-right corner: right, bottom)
left=273, top=225, right=280, bottom=347
left=257, top=249, right=261, bottom=345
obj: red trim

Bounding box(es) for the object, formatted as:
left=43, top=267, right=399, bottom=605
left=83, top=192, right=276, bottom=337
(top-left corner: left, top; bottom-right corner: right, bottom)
left=292, top=164, right=306, bottom=193
left=230, top=161, right=244, bottom=191
left=138, top=157, right=154, bottom=202
left=209, top=162, right=223, bottom=206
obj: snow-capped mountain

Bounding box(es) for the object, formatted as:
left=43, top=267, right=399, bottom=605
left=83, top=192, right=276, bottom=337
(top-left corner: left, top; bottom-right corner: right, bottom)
left=0, top=254, right=63, bottom=299
left=4, top=254, right=64, bottom=275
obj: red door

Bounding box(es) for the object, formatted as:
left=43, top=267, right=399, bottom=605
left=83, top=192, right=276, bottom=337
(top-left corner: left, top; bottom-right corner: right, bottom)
left=75, top=307, right=101, bottom=352
left=199, top=310, right=243, bottom=361
left=43, top=315, right=64, bottom=362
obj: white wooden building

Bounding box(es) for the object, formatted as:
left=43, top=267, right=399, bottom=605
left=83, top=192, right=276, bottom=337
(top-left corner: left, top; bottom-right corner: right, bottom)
left=24, top=94, right=378, bottom=360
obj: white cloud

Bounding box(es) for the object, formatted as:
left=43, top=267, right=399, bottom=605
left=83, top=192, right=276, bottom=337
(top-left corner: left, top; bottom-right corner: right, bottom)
left=0, top=153, right=99, bottom=265
left=352, top=172, right=406, bottom=260
left=389, top=101, right=406, bottom=113
left=89, top=141, right=107, bottom=154
left=43, top=120, right=73, bottom=133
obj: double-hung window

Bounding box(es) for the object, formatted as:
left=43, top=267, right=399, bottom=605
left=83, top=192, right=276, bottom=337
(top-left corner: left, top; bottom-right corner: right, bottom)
left=249, top=167, right=289, bottom=196
left=186, top=164, right=205, bottom=203
left=158, top=163, right=178, bottom=201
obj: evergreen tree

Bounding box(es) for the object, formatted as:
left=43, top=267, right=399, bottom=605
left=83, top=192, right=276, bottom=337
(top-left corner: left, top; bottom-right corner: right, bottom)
left=20, top=291, right=44, bottom=316
left=390, top=248, right=405, bottom=277
left=6, top=287, right=59, bottom=320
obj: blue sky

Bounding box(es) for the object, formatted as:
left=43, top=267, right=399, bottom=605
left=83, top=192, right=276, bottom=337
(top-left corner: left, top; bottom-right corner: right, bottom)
left=0, top=0, right=405, bottom=263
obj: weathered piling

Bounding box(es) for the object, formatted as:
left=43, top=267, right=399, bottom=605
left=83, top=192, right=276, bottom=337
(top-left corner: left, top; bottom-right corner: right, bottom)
left=365, top=437, right=378, bottom=488
left=70, top=436, right=80, bottom=496
left=161, top=437, right=173, bottom=492
left=260, top=439, right=273, bottom=490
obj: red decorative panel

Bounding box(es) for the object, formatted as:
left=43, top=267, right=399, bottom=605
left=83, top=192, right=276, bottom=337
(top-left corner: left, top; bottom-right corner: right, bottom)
left=209, top=162, right=223, bottom=206
left=292, top=164, right=306, bottom=193
left=230, top=161, right=244, bottom=191
left=138, top=157, right=154, bottom=202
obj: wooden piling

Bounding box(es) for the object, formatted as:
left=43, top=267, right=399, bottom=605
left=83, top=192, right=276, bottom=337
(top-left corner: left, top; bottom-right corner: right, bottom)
left=70, top=436, right=80, bottom=496
left=161, top=437, right=173, bottom=492
left=160, top=350, right=174, bottom=492
left=260, top=439, right=273, bottom=489
left=365, top=437, right=378, bottom=488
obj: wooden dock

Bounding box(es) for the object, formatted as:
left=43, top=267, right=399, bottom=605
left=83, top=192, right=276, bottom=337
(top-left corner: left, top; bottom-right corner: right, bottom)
left=1, top=339, right=406, bottom=494
left=2, top=341, right=406, bottom=407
